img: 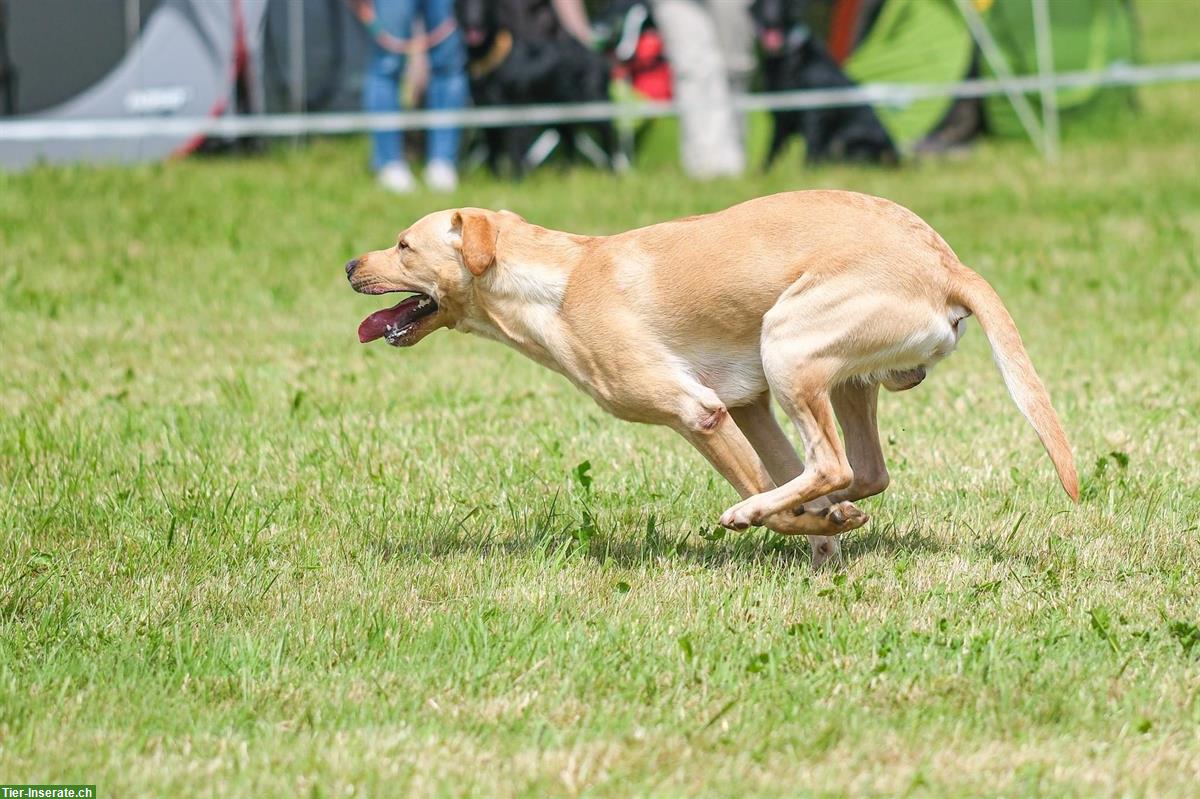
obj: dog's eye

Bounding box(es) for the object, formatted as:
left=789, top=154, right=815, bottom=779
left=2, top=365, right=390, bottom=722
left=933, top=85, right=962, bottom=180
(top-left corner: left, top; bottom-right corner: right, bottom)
left=398, top=239, right=412, bottom=252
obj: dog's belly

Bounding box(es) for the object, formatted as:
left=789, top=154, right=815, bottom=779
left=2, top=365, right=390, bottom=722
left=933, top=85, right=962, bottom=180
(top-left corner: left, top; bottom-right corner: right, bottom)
left=677, top=345, right=768, bottom=407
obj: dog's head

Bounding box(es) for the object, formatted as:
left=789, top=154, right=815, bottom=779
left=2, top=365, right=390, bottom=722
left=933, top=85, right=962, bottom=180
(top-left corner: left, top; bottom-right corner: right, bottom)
left=455, top=0, right=497, bottom=48
left=345, top=208, right=513, bottom=347
left=750, top=0, right=809, bottom=55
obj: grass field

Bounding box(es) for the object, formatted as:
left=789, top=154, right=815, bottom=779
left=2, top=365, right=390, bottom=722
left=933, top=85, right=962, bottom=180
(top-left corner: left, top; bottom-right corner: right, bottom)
left=3, top=27, right=1200, bottom=799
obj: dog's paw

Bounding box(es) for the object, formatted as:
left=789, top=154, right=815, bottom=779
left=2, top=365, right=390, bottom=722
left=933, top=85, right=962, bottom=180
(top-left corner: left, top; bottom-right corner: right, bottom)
left=814, top=501, right=869, bottom=533
left=719, top=498, right=765, bottom=531
left=759, top=501, right=869, bottom=536
left=809, top=536, right=842, bottom=570
left=722, top=499, right=869, bottom=536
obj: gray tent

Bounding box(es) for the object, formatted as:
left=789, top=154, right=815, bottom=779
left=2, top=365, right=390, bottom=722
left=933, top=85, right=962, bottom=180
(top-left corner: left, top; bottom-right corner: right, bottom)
left=0, top=0, right=368, bottom=170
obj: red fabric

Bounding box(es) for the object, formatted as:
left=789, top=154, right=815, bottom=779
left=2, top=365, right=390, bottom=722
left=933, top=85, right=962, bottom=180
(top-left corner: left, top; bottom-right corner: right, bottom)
left=233, top=0, right=247, bottom=71
left=828, top=0, right=861, bottom=64
left=618, top=31, right=672, bottom=101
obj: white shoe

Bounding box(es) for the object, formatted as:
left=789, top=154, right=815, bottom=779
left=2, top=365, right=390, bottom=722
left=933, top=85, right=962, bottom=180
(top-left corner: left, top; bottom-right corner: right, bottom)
left=377, top=162, right=415, bottom=194
left=424, top=160, right=459, bottom=193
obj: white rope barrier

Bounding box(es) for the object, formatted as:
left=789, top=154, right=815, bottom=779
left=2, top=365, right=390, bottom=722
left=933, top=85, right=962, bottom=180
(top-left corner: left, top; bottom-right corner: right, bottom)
left=1, top=61, right=1197, bottom=142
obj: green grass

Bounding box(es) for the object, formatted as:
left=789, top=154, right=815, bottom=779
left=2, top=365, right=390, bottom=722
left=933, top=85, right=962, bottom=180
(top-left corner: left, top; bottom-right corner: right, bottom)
left=3, top=55, right=1200, bottom=799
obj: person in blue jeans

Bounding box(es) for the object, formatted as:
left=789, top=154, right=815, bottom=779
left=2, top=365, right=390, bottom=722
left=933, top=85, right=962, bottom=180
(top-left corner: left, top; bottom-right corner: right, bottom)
left=361, top=0, right=468, bottom=193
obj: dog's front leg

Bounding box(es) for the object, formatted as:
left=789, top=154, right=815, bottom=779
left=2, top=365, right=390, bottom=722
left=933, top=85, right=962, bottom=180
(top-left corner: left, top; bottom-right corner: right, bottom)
left=678, top=405, right=861, bottom=566
left=678, top=407, right=775, bottom=509
left=730, top=393, right=848, bottom=569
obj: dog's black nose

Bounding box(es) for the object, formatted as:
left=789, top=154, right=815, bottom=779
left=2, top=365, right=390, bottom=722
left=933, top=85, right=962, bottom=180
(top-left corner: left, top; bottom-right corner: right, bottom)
left=345, top=258, right=360, bottom=278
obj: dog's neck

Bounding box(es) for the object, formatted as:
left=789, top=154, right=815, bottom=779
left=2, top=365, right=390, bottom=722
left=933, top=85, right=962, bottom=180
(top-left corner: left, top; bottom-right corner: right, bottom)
left=456, top=229, right=591, bottom=376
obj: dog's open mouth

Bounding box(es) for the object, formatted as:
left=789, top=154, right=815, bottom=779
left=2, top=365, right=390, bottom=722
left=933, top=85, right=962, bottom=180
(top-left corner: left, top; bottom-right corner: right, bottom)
left=358, top=293, right=439, bottom=346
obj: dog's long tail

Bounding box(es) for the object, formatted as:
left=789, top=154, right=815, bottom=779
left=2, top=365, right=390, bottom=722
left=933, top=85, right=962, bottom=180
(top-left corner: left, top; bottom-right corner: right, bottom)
left=949, top=265, right=1079, bottom=501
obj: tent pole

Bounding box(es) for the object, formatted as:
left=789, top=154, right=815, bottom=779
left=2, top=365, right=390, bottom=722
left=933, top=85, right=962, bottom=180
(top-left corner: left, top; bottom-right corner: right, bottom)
left=1032, top=0, right=1059, bottom=162
left=953, top=0, right=1046, bottom=157
left=125, top=0, right=140, bottom=53
left=288, top=0, right=306, bottom=140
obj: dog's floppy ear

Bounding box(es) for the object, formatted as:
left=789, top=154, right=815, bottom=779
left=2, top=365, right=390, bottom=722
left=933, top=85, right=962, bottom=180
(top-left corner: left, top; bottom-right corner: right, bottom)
left=450, top=209, right=497, bottom=277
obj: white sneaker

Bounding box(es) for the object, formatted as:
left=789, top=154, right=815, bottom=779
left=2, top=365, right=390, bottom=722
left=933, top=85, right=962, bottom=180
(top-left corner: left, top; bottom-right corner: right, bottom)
left=377, top=162, right=415, bottom=194
left=424, top=160, right=459, bottom=193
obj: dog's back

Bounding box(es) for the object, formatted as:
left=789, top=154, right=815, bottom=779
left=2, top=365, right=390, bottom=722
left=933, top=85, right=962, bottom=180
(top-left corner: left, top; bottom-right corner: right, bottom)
left=585, top=191, right=952, bottom=352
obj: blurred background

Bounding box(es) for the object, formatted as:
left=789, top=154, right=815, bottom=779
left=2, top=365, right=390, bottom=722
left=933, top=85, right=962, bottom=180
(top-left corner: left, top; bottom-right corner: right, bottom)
left=0, top=0, right=1180, bottom=180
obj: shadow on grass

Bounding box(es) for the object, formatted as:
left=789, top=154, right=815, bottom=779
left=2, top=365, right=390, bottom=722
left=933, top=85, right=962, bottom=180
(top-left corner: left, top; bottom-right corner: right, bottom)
left=363, top=505, right=948, bottom=571
left=841, top=517, right=947, bottom=562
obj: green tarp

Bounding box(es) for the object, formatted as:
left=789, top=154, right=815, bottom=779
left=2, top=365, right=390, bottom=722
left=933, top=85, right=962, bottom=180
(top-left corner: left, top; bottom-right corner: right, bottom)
left=843, top=0, right=1137, bottom=149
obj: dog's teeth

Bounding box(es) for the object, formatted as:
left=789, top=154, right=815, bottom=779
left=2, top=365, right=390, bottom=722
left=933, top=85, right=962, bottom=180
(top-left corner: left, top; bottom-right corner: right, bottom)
left=384, top=322, right=414, bottom=345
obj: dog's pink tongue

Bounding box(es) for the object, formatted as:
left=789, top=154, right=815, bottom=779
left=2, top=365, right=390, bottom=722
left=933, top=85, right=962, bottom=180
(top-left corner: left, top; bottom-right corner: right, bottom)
left=358, top=299, right=409, bottom=343
left=359, top=311, right=392, bottom=343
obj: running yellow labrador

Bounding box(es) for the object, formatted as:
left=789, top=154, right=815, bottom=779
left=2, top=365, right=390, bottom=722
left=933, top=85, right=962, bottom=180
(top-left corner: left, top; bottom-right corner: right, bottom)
left=345, top=191, right=1078, bottom=566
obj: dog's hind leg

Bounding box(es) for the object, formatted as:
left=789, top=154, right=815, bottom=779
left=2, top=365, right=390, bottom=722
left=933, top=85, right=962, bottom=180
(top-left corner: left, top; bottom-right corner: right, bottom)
left=484, top=126, right=506, bottom=176
left=718, top=286, right=884, bottom=534
left=594, top=120, right=620, bottom=171
left=718, top=371, right=863, bottom=533
left=730, top=392, right=854, bottom=568
left=728, top=393, right=803, bottom=483
left=827, top=381, right=890, bottom=503
left=764, top=135, right=782, bottom=171
left=764, top=115, right=789, bottom=170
